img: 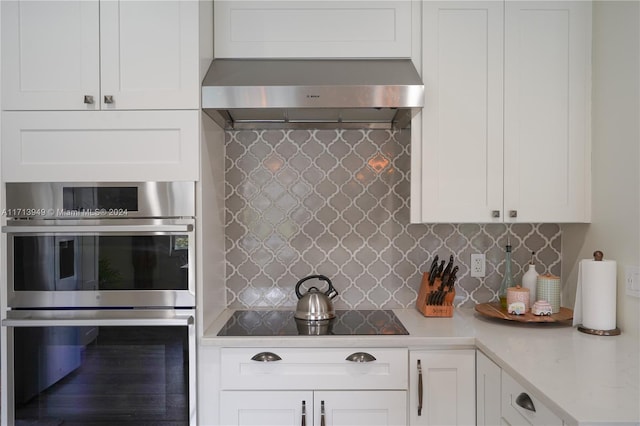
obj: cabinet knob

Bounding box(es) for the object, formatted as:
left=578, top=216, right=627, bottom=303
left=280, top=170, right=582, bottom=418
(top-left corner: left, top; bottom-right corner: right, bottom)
left=345, top=352, right=376, bottom=362
left=509, top=210, right=518, bottom=218
left=492, top=210, right=500, bottom=218
left=250, top=351, right=282, bottom=362
left=83, top=95, right=94, bottom=104
left=515, top=392, right=536, bottom=412
left=104, top=95, right=114, bottom=104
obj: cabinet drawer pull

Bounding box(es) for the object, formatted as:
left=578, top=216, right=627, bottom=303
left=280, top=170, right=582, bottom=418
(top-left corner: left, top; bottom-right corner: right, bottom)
left=320, top=400, right=326, bottom=426
left=509, top=210, right=518, bottom=218
left=104, top=95, right=114, bottom=104
left=492, top=210, right=501, bottom=218
left=250, top=351, right=282, bottom=362
left=301, top=400, right=306, bottom=426
left=515, top=392, right=536, bottom=412
left=83, top=95, right=94, bottom=104
left=417, top=359, right=423, bottom=416
left=345, top=352, right=376, bottom=362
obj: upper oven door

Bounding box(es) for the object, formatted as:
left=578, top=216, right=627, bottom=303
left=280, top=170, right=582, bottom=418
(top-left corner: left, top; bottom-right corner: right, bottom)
left=4, top=219, right=195, bottom=309
left=5, top=182, right=195, bottom=219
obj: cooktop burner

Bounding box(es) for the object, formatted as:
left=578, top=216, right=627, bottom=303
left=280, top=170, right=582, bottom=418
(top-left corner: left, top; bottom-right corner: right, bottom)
left=217, top=309, right=409, bottom=336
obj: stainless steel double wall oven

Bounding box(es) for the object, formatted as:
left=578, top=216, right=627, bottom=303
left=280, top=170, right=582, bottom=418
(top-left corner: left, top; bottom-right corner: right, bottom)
left=2, top=182, right=197, bottom=425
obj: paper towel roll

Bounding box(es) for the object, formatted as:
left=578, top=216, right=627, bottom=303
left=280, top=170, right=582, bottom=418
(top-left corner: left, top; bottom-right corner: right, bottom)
left=573, top=258, right=617, bottom=330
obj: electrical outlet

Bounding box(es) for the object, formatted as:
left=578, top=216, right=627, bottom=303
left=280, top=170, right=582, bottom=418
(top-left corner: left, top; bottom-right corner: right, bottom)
left=471, top=254, right=486, bottom=278
left=626, top=266, right=640, bottom=298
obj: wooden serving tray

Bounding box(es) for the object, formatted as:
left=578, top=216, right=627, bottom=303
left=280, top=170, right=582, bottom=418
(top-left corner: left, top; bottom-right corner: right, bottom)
left=475, top=302, right=573, bottom=323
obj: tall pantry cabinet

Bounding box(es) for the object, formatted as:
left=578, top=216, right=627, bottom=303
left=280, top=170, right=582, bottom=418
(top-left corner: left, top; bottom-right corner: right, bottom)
left=413, top=1, right=592, bottom=223
left=0, top=0, right=210, bottom=182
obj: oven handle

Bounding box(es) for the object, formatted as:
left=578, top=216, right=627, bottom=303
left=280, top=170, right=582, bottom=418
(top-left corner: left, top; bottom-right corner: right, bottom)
left=2, top=310, right=194, bottom=327
left=2, top=223, right=193, bottom=234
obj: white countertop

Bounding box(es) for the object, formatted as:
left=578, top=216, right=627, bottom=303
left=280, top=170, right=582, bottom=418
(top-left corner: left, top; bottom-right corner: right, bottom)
left=461, top=309, right=640, bottom=426
left=201, top=308, right=640, bottom=425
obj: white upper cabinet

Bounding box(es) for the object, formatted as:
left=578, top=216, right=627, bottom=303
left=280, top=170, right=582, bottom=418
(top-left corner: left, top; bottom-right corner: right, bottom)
left=1, top=111, right=200, bottom=182
left=414, top=1, right=591, bottom=223
left=1, top=0, right=201, bottom=110
left=1, top=1, right=100, bottom=110
left=503, top=1, right=591, bottom=223
left=214, top=1, right=415, bottom=58
left=419, top=1, right=505, bottom=223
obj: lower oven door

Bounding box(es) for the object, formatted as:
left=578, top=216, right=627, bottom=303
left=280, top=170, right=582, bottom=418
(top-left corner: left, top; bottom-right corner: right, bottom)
left=2, top=309, right=196, bottom=426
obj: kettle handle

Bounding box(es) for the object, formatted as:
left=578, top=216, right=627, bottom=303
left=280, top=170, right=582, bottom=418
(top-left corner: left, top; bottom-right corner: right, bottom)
left=295, top=275, right=338, bottom=300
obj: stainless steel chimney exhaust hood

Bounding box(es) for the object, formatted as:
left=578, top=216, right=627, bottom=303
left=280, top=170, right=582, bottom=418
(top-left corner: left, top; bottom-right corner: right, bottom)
left=201, top=59, right=424, bottom=130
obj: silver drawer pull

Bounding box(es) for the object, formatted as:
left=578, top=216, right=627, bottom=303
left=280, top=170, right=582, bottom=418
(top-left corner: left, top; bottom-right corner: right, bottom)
left=104, top=95, right=114, bottom=104
left=83, top=95, right=94, bottom=104
left=345, top=352, right=376, bottom=362
left=515, top=392, right=536, bottom=412
left=250, top=351, right=282, bottom=362
left=492, top=210, right=501, bottom=218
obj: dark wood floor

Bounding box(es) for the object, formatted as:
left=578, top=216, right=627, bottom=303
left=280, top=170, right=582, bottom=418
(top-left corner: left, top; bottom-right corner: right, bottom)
left=14, top=327, right=189, bottom=426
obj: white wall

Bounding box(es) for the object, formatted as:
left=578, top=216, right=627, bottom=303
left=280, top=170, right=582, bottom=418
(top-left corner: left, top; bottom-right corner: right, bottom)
left=563, top=1, right=640, bottom=336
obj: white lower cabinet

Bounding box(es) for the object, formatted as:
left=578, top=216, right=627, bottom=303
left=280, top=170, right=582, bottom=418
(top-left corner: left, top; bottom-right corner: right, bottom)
left=218, top=347, right=408, bottom=426
left=220, top=390, right=406, bottom=426
left=409, top=350, right=475, bottom=426
left=476, top=349, right=565, bottom=426
left=476, top=350, right=501, bottom=426
left=220, top=391, right=310, bottom=426
left=501, top=370, right=563, bottom=426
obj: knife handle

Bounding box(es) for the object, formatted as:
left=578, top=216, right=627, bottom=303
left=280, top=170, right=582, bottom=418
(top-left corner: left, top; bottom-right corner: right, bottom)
left=417, top=359, right=423, bottom=416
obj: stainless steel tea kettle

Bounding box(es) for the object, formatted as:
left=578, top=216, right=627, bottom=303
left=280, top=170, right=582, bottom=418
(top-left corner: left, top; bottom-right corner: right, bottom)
left=294, top=274, right=338, bottom=321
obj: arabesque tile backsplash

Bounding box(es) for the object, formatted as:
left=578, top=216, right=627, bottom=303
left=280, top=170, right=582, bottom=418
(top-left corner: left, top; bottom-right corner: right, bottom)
left=225, top=129, right=561, bottom=309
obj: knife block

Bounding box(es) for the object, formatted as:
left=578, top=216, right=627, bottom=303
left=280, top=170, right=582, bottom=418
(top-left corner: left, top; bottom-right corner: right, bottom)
left=416, top=272, right=455, bottom=317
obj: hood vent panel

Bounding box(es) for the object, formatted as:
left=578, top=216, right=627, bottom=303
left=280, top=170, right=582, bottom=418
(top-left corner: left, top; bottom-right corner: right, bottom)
left=201, top=59, right=424, bottom=130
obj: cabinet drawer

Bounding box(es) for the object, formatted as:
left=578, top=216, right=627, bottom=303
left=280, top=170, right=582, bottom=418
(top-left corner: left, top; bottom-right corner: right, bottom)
left=220, top=347, right=408, bottom=390
left=501, top=371, right=563, bottom=426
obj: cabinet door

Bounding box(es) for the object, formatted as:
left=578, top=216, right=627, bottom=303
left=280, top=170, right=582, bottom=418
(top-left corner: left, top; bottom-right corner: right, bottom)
left=503, top=1, right=591, bottom=223
left=476, top=350, right=501, bottom=426
left=220, top=391, right=312, bottom=426
left=1, top=110, right=200, bottom=182
left=409, top=350, right=475, bottom=426
left=419, top=2, right=504, bottom=223
left=315, top=391, right=407, bottom=426
left=100, top=0, right=200, bottom=110
left=1, top=0, right=100, bottom=110
left=214, top=1, right=414, bottom=58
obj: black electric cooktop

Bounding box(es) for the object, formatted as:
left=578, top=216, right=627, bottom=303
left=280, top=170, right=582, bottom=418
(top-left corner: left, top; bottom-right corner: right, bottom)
left=217, top=309, right=409, bottom=336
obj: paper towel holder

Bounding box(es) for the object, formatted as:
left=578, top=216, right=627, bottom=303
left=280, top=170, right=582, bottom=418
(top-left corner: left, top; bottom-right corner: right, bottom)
left=577, top=250, right=621, bottom=336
